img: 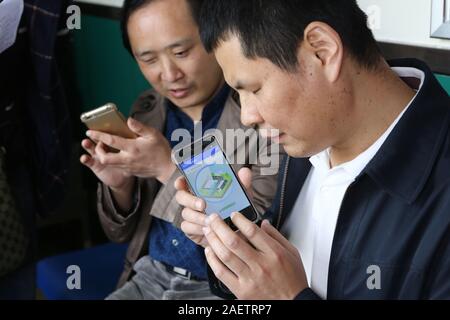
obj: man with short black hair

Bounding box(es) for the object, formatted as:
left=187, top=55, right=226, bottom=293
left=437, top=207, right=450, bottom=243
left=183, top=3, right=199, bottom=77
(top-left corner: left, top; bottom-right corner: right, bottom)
left=176, top=0, right=450, bottom=299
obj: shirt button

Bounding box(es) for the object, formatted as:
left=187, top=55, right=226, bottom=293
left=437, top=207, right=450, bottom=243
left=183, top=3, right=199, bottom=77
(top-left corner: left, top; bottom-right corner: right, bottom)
left=172, top=239, right=179, bottom=247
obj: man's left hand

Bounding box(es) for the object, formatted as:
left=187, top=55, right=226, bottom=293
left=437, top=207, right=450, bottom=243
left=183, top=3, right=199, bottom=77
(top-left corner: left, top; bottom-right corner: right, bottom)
left=203, top=212, right=309, bottom=300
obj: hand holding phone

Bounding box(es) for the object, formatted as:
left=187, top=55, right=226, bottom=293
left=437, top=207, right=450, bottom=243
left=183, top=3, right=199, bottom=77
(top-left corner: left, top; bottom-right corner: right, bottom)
left=173, top=135, right=259, bottom=299
left=80, top=103, right=138, bottom=197
left=80, top=103, right=137, bottom=140
left=172, top=135, right=260, bottom=229
left=81, top=104, right=176, bottom=184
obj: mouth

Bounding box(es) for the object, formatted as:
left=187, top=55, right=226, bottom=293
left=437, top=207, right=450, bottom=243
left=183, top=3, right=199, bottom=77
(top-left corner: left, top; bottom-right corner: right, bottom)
left=259, top=128, right=286, bottom=144
left=168, top=87, right=190, bottom=99
left=272, top=133, right=286, bottom=144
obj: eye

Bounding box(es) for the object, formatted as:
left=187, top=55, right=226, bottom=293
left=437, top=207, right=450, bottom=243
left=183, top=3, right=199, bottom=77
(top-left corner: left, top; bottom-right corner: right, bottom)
left=174, top=49, right=189, bottom=58
left=143, top=57, right=157, bottom=65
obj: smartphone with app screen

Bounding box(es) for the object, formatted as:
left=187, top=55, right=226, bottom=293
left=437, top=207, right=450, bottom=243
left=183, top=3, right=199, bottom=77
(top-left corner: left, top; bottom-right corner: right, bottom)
left=172, top=135, right=260, bottom=228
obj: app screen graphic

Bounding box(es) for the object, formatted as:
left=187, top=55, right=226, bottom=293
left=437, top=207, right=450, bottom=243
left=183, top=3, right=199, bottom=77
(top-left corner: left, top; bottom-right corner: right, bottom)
left=181, top=145, right=250, bottom=219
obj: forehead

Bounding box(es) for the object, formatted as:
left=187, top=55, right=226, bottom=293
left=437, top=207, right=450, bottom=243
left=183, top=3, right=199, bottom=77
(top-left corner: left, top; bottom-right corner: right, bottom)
left=128, top=0, right=197, bottom=43
left=214, top=35, right=274, bottom=86
left=215, top=35, right=246, bottom=66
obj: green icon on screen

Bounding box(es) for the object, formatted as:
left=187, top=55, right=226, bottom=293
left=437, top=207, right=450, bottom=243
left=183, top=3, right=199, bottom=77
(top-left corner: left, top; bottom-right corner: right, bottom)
left=198, top=172, right=232, bottom=198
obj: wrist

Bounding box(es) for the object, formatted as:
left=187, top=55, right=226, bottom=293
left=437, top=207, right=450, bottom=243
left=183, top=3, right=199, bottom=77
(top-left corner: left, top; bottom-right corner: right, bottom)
left=157, top=162, right=176, bottom=185
left=109, top=177, right=136, bottom=214
left=110, top=176, right=135, bottom=197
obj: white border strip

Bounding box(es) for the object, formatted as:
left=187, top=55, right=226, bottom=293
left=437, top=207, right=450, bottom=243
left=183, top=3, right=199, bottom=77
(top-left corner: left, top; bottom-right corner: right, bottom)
left=75, top=0, right=124, bottom=8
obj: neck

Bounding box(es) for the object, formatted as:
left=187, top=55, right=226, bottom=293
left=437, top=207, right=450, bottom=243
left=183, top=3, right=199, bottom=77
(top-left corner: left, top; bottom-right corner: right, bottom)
left=181, top=105, right=204, bottom=122
left=329, top=61, right=416, bottom=167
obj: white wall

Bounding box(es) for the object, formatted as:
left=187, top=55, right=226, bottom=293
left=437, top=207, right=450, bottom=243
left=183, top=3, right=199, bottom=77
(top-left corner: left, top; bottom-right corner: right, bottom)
left=357, top=0, right=450, bottom=50
left=75, top=0, right=124, bottom=8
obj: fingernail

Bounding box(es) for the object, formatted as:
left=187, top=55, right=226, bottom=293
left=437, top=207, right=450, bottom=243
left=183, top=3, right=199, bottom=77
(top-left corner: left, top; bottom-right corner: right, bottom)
left=86, top=131, right=91, bottom=137
left=205, top=215, right=213, bottom=225
left=203, top=227, right=211, bottom=235
left=212, top=213, right=220, bottom=220
left=231, top=212, right=237, bottom=219
left=196, top=200, right=203, bottom=210
left=206, top=214, right=219, bottom=225
left=205, top=247, right=210, bottom=255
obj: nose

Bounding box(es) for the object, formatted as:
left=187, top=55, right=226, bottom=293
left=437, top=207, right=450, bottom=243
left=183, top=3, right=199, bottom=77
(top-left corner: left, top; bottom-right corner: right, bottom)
left=160, top=58, right=183, bottom=83
left=240, top=94, right=264, bottom=127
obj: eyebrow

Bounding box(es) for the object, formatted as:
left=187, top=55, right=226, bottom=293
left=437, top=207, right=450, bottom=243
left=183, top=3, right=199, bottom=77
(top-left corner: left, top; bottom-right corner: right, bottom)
left=138, top=39, right=193, bottom=57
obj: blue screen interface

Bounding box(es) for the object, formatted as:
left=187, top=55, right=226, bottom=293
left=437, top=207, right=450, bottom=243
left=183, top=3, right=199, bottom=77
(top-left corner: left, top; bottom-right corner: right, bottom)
left=180, top=145, right=250, bottom=219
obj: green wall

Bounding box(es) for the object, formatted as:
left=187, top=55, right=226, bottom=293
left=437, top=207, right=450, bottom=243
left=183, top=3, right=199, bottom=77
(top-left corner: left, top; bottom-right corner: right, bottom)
left=437, top=74, right=450, bottom=95
left=73, top=15, right=150, bottom=115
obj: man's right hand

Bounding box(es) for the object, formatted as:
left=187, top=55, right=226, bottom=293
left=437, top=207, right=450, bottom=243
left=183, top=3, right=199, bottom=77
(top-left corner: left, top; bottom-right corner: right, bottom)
left=174, top=167, right=254, bottom=248
left=80, top=138, right=134, bottom=189
left=80, top=138, right=135, bottom=212
left=174, top=176, right=208, bottom=247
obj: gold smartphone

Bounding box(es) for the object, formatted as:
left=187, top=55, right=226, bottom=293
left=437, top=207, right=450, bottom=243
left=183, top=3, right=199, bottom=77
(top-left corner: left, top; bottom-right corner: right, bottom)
left=80, top=103, right=137, bottom=139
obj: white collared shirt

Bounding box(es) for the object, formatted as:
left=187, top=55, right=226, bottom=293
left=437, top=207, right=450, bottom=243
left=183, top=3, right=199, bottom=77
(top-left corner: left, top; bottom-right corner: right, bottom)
left=282, top=67, right=425, bottom=299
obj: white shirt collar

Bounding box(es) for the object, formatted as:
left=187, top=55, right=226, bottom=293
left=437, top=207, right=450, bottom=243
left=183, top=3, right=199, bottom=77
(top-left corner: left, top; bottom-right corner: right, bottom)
left=310, top=66, right=425, bottom=180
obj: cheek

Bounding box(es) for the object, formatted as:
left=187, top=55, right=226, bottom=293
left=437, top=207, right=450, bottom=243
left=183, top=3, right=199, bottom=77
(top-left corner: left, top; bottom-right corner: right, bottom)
left=189, top=54, right=221, bottom=83
left=139, top=65, right=161, bottom=87
left=291, top=94, right=343, bottom=141
left=265, top=94, right=321, bottom=139
left=258, top=90, right=303, bottom=131
left=179, top=50, right=203, bottom=73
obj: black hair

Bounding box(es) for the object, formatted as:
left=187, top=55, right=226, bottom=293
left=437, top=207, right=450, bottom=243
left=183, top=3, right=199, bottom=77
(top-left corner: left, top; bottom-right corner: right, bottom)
left=121, top=0, right=203, bottom=55
left=199, top=0, right=382, bottom=72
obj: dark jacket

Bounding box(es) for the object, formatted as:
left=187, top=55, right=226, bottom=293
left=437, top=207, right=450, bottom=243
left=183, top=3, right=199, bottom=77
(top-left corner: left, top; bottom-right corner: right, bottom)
left=22, top=0, right=72, bottom=217
left=97, top=89, right=282, bottom=288
left=265, top=59, right=450, bottom=300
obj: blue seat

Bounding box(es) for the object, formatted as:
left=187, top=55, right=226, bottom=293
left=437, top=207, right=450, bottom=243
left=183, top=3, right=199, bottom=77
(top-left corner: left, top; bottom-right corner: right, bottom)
left=37, top=242, right=128, bottom=300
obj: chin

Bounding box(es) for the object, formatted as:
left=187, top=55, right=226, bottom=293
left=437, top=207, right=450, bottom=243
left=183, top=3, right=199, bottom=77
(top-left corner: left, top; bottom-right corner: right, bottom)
left=169, top=96, right=195, bottom=108
left=282, top=140, right=319, bottom=159
left=283, top=146, right=309, bottom=158
left=177, top=93, right=208, bottom=109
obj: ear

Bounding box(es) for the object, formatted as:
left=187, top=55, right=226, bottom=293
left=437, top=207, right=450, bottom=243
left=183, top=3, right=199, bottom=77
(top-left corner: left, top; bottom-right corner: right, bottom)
left=300, top=22, right=343, bottom=83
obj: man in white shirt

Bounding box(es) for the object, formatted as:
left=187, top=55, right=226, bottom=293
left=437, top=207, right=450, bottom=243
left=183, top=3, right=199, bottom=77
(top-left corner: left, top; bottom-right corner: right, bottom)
left=175, top=0, right=450, bottom=299
left=281, top=67, right=422, bottom=298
